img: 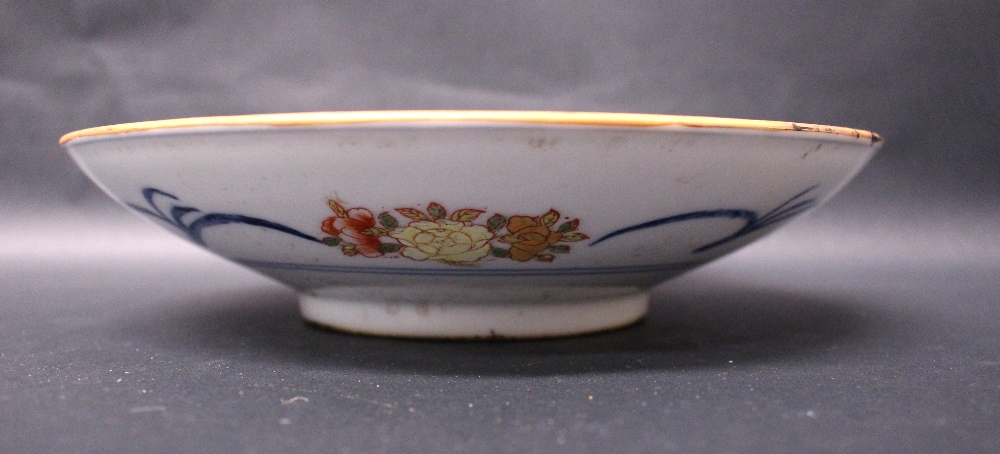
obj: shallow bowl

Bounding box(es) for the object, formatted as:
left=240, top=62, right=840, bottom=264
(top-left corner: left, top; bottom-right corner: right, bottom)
left=61, top=111, right=881, bottom=338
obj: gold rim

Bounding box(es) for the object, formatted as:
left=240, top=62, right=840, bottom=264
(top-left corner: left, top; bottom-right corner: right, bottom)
left=59, top=110, right=882, bottom=145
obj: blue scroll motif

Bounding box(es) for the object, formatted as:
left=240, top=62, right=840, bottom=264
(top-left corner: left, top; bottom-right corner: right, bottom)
left=127, top=188, right=322, bottom=246
left=588, top=185, right=819, bottom=253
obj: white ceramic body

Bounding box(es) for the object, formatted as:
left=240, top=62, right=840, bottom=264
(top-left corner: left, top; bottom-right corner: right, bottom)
left=63, top=112, right=880, bottom=338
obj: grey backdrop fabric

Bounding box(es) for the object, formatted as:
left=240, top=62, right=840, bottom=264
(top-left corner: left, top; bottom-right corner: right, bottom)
left=5, top=1, right=1000, bottom=220
left=2, top=1, right=999, bottom=453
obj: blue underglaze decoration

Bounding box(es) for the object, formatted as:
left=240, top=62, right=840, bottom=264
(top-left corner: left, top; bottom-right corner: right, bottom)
left=128, top=188, right=323, bottom=246
left=589, top=185, right=819, bottom=252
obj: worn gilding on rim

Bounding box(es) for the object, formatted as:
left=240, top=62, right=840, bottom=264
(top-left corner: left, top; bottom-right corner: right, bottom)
left=59, top=111, right=882, bottom=145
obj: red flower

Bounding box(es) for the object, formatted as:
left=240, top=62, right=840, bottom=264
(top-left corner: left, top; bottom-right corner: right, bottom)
left=321, top=208, right=383, bottom=257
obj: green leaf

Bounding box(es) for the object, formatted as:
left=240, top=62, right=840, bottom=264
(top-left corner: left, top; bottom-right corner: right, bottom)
left=498, top=234, right=522, bottom=244
left=362, top=227, right=390, bottom=236
left=395, top=207, right=428, bottom=221
left=427, top=202, right=447, bottom=220
left=548, top=245, right=570, bottom=254
left=378, top=212, right=399, bottom=229
left=540, top=209, right=560, bottom=227
left=536, top=252, right=555, bottom=262
left=557, top=219, right=579, bottom=232
left=489, top=247, right=510, bottom=258
left=486, top=214, right=507, bottom=232
left=450, top=208, right=485, bottom=223
left=341, top=244, right=358, bottom=256
left=328, top=200, right=348, bottom=217
left=378, top=243, right=402, bottom=253
left=322, top=236, right=341, bottom=246
left=560, top=232, right=589, bottom=242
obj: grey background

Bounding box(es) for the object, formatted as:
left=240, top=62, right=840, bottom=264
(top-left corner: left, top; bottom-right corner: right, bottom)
left=2, top=1, right=999, bottom=452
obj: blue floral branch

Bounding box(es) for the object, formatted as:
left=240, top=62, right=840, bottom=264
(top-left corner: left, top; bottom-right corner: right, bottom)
left=127, top=188, right=322, bottom=246
left=588, top=185, right=819, bottom=253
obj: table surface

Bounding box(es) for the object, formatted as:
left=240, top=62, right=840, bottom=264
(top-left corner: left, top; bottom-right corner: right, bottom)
left=3, top=211, right=998, bottom=453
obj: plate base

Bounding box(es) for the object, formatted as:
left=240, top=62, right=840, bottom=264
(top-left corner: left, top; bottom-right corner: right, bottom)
left=298, top=285, right=649, bottom=339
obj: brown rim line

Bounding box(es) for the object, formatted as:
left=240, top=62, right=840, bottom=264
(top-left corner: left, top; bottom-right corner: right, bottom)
left=59, top=110, right=882, bottom=145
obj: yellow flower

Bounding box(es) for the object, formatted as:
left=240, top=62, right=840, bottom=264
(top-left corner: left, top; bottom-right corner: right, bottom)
left=391, top=220, right=494, bottom=263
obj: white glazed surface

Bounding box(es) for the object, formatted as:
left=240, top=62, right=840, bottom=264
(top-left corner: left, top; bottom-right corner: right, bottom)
left=64, top=116, right=880, bottom=338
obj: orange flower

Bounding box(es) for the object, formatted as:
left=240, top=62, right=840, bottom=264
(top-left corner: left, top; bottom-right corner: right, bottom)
left=504, top=216, right=563, bottom=261
left=321, top=208, right=383, bottom=257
